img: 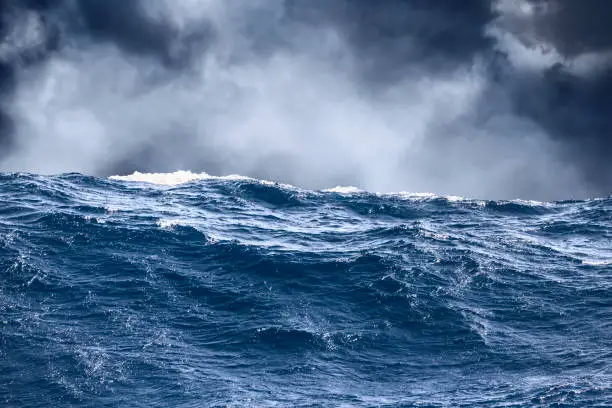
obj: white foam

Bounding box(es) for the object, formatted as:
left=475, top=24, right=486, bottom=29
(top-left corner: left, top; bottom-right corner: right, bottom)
left=257, top=179, right=298, bottom=190
left=110, top=171, right=307, bottom=193
left=377, top=191, right=440, bottom=201
left=446, top=195, right=467, bottom=202
left=395, top=192, right=438, bottom=199
left=156, top=218, right=197, bottom=229
left=322, top=186, right=364, bottom=194
left=110, top=171, right=210, bottom=185
left=109, top=170, right=250, bottom=186
left=580, top=259, right=612, bottom=267
left=510, top=198, right=551, bottom=207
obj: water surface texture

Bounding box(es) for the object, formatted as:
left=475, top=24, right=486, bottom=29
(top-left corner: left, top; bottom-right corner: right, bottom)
left=1, top=172, right=610, bottom=407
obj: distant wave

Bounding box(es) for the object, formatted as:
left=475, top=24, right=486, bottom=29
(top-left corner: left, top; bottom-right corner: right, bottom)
left=109, top=170, right=250, bottom=185
left=109, top=171, right=558, bottom=208
left=322, top=185, right=365, bottom=194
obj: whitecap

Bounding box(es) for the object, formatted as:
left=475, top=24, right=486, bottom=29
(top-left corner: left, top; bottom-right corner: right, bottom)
left=509, top=198, right=554, bottom=208
left=380, top=191, right=439, bottom=201
left=109, top=170, right=297, bottom=188
left=322, top=186, right=364, bottom=194
left=109, top=170, right=215, bottom=185
left=156, top=218, right=197, bottom=229
left=580, top=259, right=612, bottom=266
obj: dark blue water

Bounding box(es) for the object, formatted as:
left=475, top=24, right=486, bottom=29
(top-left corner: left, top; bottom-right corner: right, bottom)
left=1, top=172, right=610, bottom=407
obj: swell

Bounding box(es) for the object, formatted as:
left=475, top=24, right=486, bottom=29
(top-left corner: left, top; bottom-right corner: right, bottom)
left=0, top=172, right=610, bottom=407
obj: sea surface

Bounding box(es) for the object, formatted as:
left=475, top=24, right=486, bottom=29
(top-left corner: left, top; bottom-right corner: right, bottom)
left=0, top=171, right=610, bottom=407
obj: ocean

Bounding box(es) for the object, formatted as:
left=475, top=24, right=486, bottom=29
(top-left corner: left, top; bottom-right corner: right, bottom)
left=0, top=171, right=610, bottom=407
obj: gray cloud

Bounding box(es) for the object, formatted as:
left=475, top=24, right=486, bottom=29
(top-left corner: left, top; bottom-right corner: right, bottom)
left=491, top=0, right=612, bottom=192
left=0, top=0, right=610, bottom=200
left=285, top=0, right=497, bottom=82
left=526, top=0, right=612, bottom=57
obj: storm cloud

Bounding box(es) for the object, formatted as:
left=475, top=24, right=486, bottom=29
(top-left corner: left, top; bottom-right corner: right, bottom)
left=493, top=0, right=612, bottom=191
left=0, top=0, right=610, bottom=200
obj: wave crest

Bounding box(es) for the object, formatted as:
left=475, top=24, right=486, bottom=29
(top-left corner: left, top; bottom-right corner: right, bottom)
left=108, top=170, right=250, bottom=186
left=322, top=186, right=364, bottom=194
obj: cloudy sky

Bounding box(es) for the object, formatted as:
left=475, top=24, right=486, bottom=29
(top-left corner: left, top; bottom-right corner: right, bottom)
left=0, top=0, right=610, bottom=200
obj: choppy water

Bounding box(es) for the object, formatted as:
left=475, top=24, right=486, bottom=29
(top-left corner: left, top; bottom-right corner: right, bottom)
left=1, top=171, right=610, bottom=407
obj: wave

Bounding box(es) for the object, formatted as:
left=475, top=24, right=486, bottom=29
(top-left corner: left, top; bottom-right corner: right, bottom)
left=1, top=171, right=610, bottom=406
left=107, top=171, right=574, bottom=206
left=108, top=170, right=250, bottom=185
left=322, top=186, right=365, bottom=194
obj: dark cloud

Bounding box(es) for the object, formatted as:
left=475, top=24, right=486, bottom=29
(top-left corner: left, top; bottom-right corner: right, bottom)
left=284, top=1, right=612, bottom=193
left=73, top=0, right=214, bottom=68
left=286, top=0, right=497, bottom=81
left=76, top=0, right=176, bottom=59
left=525, top=0, right=612, bottom=57
left=494, top=0, right=612, bottom=191
left=4, top=0, right=214, bottom=67
left=0, top=62, right=14, bottom=153
left=0, top=2, right=17, bottom=154
left=0, top=0, right=61, bottom=156
left=507, top=65, right=612, bottom=190
left=0, top=0, right=214, bottom=158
